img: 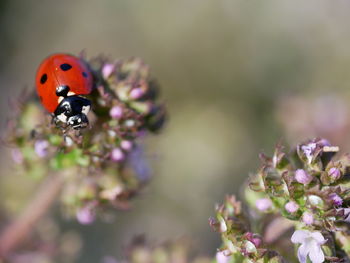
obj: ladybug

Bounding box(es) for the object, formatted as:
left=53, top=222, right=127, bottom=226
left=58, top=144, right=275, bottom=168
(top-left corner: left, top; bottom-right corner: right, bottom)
left=35, top=53, right=93, bottom=129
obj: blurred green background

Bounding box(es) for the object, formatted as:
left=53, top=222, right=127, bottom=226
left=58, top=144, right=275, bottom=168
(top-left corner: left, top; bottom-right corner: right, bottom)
left=2, top=0, right=350, bottom=262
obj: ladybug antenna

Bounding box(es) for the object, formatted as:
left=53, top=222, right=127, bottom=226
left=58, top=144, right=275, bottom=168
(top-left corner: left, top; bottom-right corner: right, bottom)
left=56, top=85, right=70, bottom=97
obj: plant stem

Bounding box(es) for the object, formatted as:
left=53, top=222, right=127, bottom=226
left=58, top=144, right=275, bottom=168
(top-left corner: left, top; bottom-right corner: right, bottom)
left=0, top=173, right=64, bottom=258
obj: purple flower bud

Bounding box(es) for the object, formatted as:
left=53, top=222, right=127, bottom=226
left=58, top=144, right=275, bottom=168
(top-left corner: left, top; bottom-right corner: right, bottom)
left=110, top=148, right=125, bottom=162
left=302, top=212, right=314, bottom=225
left=328, top=167, right=341, bottom=180
left=255, top=198, right=272, bottom=211
left=76, top=205, right=96, bottom=225
left=285, top=201, right=299, bottom=213
left=295, top=169, right=313, bottom=185
left=129, top=88, right=144, bottom=100
left=109, top=106, right=123, bottom=119
left=120, top=140, right=133, bottom=151
left=102, top=63, right=115, bottom=79
left=34, top=140, right=49, bottom=158
left=319, top=138, right=331, bottom=147
left=329, top=193, right=343, bottom=206
left=11, top=148, right=23, bottom=164
left=245, top=232, right=262, bottom=248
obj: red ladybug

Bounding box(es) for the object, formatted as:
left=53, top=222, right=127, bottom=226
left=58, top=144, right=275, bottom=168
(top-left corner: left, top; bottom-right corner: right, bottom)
left=35, top=53, right=93, bottom=129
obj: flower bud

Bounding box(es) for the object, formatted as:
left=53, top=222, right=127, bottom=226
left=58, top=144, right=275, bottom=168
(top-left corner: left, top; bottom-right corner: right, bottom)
left=328, top=167, right=341, bottom=180
left=102, top=63, right=115, bottom=79
left=295, top=169, right=313, bottom=185
left=76, top=205, right=96, bottom=225
left=129, top=88, right=144, bottom=100
left=109, top=105, right=123, bottom=119
left=110, top=148, right=125, bottom=162
left=245, top=232, right=262, bottom=248
left=216, top=251, right=231, bottom=263
left=329, top=193, right=343, bottom=206
left=121, top=140, right=133, bottom=151
left=302, top=212, right=314, bottom=225
left=255, top=198, right=272, bottom=211
left=285, top=201, right=299, bottom=213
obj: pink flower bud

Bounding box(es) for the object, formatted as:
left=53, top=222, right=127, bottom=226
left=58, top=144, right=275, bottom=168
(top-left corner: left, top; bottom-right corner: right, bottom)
left=216, top=251, right=231, bottom=263
left=302, top=212, right=314, bottom=225
left=110, top=148, right=125, bottom=162
left=34, top=140, right=49, bottom=158
left=120, top=140, right=133, bottom=151
left=129, top=88, right=144, bottom=99
left=255, top=198, right=272, bottom=211
left=76, top=205, right=96, bottom=225
left=329, top=193, right=343, bottom=206
left=109, top=106, right=123, bottom=119
left=102, top=63, right=115, bottom=79
left=245, top=232, right=262, bottom=248
left=328, top=167, right=341, bottom=180
left=285, top=201, right=299, bottom=213
left=295, top=169, right=313, bottom=185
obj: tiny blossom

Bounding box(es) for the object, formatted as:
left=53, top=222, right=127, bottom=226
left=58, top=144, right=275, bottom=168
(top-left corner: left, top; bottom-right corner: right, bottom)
left=102, top=63, right=115, bottom=79
left=11, top=148, right=23, bottom=164
left=291, top=230, right=326, bottom=263
left=285, top=201, right=299, bottom=213
left=34, top=140, right=49, bottom=158
left=109, top=105, right=123, bottom=119
left=295, top=169, right=313, bottom=185
left=255, top=198, right=272, bottom=211
left=328, top=167, right=341, bottom=180
left=129, top=88, right=144, bottom=100
left=76, top=205, right=96, bottom=225
left=216, top=251, right=231, bottom=263
left=301, top=143, right=317, bottom=164
left=110, top=148, right=125, bottom=162
left=120, top=140, right=133, bottom=151
left=302, top=212, right=314, bottom=225
left=329, top=193, right=343, bottom=206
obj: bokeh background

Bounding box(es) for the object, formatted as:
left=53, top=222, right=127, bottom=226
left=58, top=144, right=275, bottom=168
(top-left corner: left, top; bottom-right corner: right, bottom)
left=2, top=0, right=350, bottom=262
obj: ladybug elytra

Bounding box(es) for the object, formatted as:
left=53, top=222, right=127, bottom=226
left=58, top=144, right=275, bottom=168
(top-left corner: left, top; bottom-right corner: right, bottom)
left=35, top=53, right=93, bottom=129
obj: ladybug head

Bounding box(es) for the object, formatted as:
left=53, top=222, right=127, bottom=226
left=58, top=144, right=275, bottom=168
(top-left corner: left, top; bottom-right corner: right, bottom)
left=54, top=86, right=91, bottom=129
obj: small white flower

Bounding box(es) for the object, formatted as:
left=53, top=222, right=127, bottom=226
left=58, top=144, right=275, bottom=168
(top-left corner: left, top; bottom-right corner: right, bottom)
left=291, top=230, right=326, bottom=263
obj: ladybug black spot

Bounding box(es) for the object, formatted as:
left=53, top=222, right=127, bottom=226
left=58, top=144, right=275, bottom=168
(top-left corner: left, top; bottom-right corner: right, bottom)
left=82, top=72, right=88, bottom=78
left=39, top=96, right=43, bottom=101
left=40, top=73, right=47, bottom=84
left=60, top=63, right=72, bottom=71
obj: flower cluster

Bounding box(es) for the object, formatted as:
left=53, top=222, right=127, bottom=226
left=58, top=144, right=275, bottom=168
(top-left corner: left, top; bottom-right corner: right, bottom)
left=209, top=195, right=284, bottom=262
left=5, top=55, right=166, bottom=223
left=212, top=138, right=350, bottom=263
left=249, top=138, right=349, bottom=231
